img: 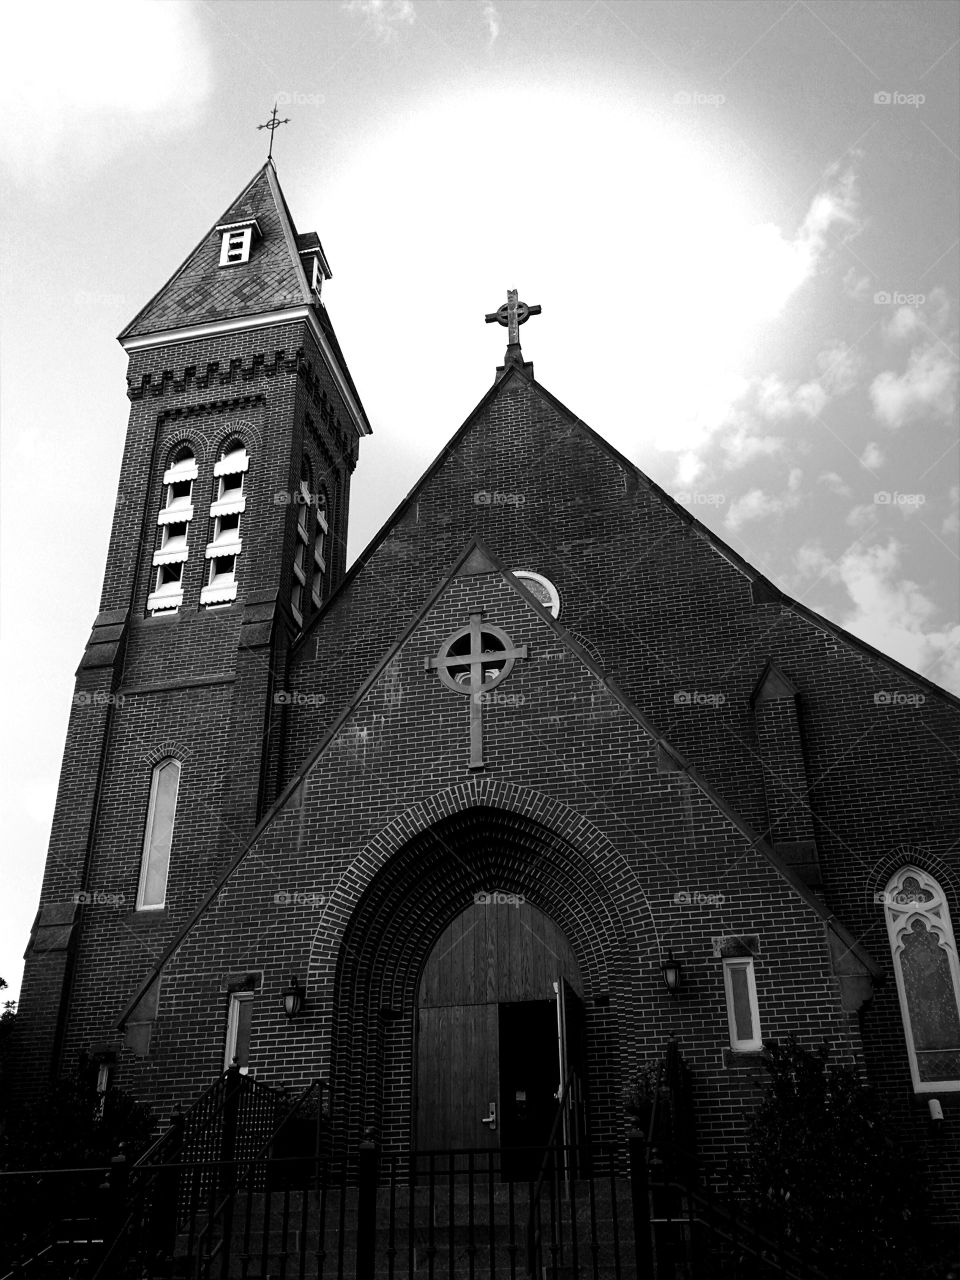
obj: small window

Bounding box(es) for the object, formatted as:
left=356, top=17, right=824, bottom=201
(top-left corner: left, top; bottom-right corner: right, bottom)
left=723, top=957, right=762, bottom=1051
left=136, top=758, right=181, bottom=910
left=149, top=447, right=196, bottom=613
left=883, top=867, right=960, bottom=1092
left=513, top=570, right=561, bottom=619
left=224, top=991, right=254, bottom=1073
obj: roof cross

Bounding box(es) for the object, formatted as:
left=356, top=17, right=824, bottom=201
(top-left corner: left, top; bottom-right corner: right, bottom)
left=257, top=103, right=291, bottom=161
left=485, top=289, right=542, bottom=347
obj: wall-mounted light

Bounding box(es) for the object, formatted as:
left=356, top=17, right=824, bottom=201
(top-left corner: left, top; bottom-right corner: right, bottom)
left=282, top=975, right=306, bottom=1020
left=660, top=952, right=683, bottom=995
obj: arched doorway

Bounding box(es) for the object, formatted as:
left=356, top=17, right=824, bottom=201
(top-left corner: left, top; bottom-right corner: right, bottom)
left=326, top=804, right=631, bottom=1157
left=416, top=899, right=584, bottom=1171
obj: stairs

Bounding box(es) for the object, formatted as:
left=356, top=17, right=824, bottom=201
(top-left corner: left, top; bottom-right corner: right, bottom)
left=171, top=1176, right=641, bottom=1279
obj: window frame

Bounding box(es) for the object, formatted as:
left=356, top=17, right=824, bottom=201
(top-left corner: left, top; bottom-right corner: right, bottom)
left=135, top=758, right=181, bottom=911
left=883, top=866, right=960, bottom=1093
left=224, top=990, right=255, bottom=1074
left=722, top=956, right=763, bottom=1052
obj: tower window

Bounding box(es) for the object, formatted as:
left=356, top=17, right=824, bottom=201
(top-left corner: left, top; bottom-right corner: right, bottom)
left=216, top=219, right=260, bottom=268
left=313, top=488, right=329, bottom=608
left=202, top=441, right=249, bottom=607
left=149, top=447, right=196, bottom=614
left=883, top=867, right=960, bottom=1092
left=291, top=461, right=312, bottom=627
left=723, top=957, right=762, bottom=1051
left=136, top=758, right=181, bottom=910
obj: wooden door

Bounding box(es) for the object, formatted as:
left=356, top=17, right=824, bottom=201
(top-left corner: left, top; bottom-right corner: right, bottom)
left=415, top=902, right=582, bottom=1151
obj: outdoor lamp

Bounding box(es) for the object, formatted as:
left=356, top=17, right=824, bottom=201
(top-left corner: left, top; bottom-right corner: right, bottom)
left=660, top=952, right=683, bottom=995
left=282, top=975, right=306, bottom=1019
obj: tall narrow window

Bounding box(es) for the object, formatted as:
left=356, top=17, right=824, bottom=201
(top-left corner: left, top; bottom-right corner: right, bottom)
left=312, top=487, right=329, bottom=608
left=723, top=957, right=762, bottom=1051
left=224, top=991, right=254, bottom=1074
left=291, top=461, right=311, bottom=626
left=136, top=758, right=181, bottom=910
left=202, top=440, right=249, bottom=607
left=884, top=867, right=960, bottom=1092
left=148, top=447, right=196, bottom=614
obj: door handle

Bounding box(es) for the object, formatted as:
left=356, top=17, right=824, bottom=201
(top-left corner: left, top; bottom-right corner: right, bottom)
left=480, top=1102, right=497, bottom=1131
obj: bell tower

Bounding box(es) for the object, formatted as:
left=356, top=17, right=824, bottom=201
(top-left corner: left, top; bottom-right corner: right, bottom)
left=15, top=160, right=370, bottom=1089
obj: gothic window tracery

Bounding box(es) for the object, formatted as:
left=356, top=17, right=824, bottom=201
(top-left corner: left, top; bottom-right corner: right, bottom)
left=883, top=866, right=960, bottom=1092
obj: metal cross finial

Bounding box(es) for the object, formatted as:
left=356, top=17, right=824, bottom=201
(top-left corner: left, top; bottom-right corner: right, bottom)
left=485, top=289, right=542, bottom=347
left=257, top=103, right=290, bottom=161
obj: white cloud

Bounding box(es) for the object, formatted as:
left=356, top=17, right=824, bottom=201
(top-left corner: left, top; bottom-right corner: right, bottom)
left=860, top=441, right=885, bottom=470
left=846, top=503, right=877, bottom=531
left=870, top=343, right=958, bottom=429
left=818, top=471, right=852, bottom=497
left=726, top=474, right=802, bottom=532
left=720, top=427, right=786, bottom=468
left=824, top=540, right=960, bottom=693
left=843, top=267, right=872, bottom=301
left=343, top=0, right=416, bottom=41
left=816, top=341, right=862, bottom=395
left=756, top=375, right=827, bottom=422
left=483, top=2, right=500, bottom=43
left=0, top=1, right=211, bottom=182
left=944, top=486, right=959, bottom=538
left=885, top=305, right=923, bottom=343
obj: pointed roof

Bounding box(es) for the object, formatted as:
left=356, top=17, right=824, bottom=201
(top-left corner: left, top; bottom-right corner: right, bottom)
left=120, top=162, right=313, bottom=340
left=118, top=535, right=882, bottom=1027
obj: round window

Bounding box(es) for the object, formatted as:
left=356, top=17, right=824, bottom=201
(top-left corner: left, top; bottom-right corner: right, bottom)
left=512, top=570, right=561, bottom=619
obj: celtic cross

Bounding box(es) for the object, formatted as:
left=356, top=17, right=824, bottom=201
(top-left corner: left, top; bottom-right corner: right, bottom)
left=485, top=289, right=542, bottom=347
left=257, top=103, right=290, bottom=160
left=426, top=613, right=527, bottom=769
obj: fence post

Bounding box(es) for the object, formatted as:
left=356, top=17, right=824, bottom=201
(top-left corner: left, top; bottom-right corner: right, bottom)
left=356, top=1129, right=379, bottom=1280
left=629, top=1128, right=655, bottom=1280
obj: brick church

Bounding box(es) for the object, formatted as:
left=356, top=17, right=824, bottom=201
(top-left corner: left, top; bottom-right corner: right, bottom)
left=14, top=159, right=960, bottom=1238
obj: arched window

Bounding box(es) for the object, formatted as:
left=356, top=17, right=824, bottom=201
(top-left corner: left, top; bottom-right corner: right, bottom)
left=136, top=758, right=181, bottom=910
left=202, top=439, right=249, bottom=607
left=883, top=866, right=960, bottom=1092
left=291, top=460, right=311, bottom=626
left=312, top=486, right=329, bottom=609
left=148, top=446, right=196, bottom=614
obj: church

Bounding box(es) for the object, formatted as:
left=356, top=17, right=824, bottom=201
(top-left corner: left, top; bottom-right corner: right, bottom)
left=12, top=154, right=960, bottom=1273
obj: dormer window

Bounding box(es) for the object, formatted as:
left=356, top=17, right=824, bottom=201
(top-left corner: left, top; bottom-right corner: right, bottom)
left=310, top=257, right=324, bottom=295
left=216, top=218, right=261, bottom=268
left=297, top=232, right=331, bottom=298
left=148, top=446, right=196, bottom=614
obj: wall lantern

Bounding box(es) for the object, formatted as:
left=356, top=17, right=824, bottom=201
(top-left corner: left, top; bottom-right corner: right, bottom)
left=660, top=952, right=683, bottom=995
left=282, top=975, right=306, bottom=1020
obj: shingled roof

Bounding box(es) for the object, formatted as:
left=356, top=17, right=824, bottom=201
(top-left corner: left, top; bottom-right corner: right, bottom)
left=119, top=161, right=313, bottom=341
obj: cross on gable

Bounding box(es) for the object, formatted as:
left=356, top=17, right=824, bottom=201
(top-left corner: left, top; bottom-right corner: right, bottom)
left=426, top=613, right=528, bottom=769
left=485, top=289, right=542, bottom=347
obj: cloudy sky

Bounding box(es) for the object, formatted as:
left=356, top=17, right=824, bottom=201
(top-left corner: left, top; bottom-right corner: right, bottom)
left=1, top=0, right=957, bottom=1001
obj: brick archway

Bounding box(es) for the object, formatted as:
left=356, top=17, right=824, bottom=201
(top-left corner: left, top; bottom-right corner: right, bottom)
left=308, top=782, right=654, bottom=1154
